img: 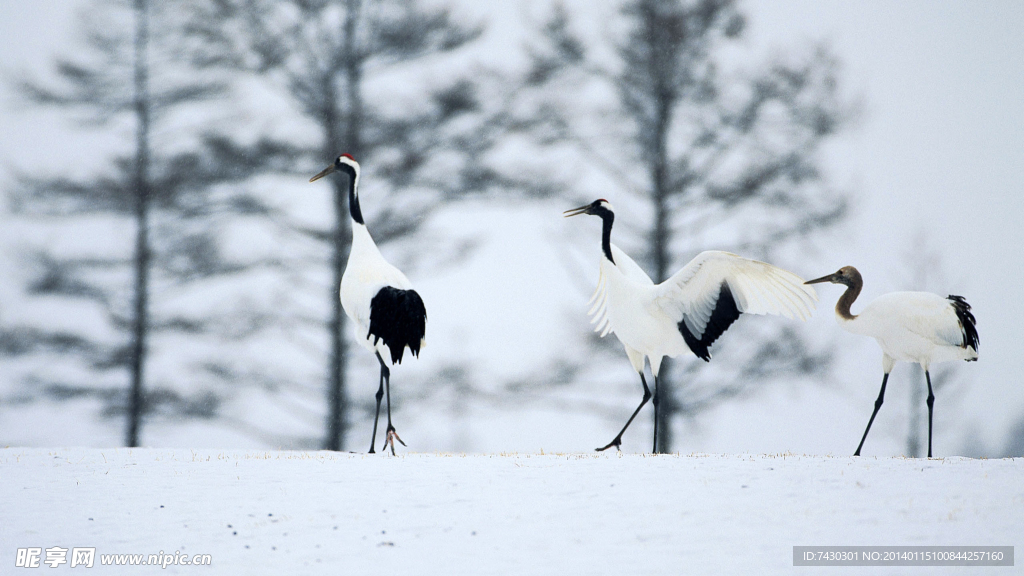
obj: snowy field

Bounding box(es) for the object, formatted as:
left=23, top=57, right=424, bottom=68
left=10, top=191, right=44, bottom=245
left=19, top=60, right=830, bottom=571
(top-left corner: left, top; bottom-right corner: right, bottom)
left=2, top=449, right=1020, bottom=574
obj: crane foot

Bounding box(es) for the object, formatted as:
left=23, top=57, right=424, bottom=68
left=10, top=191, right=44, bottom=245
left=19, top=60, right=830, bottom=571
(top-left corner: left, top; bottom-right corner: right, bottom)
left=383, top=426, right=406, bottom=456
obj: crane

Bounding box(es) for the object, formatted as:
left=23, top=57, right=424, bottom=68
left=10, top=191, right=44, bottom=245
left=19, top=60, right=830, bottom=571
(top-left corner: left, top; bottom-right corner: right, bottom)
left=805, top=266, right=978, bottom=457
left=310, top=154, right=426, bottom=455
left=564, top=199, right=818, bottom=452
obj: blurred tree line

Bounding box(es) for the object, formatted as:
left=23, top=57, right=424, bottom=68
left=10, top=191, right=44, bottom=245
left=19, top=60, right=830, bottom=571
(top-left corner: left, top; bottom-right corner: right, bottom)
left=1, top=0, right=853, bottom=453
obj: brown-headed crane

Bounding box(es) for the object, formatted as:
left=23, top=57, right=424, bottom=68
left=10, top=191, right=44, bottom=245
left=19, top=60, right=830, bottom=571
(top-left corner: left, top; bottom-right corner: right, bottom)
left=805, top=266, right=978, bottom=457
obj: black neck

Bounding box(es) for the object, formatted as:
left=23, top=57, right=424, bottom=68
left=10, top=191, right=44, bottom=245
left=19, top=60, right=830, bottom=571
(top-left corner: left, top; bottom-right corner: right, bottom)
left=596, top=207, right=614, bottom=264
left=338, top=164, right=363, bottom=224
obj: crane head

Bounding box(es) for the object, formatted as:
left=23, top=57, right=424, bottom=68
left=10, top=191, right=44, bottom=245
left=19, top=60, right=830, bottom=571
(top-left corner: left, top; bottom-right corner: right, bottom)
left=563, top=199, right=614, bottom=218
left=805, top=265, right=862, bottom=287
left=309, top=153, right=360, bottom=183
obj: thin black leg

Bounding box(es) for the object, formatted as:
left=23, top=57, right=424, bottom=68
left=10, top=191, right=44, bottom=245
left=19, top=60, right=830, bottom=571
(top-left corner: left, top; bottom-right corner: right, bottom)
left=854, top=372, right=889, bottom=456
left=368, top=353, right=389, bottom=453
left=651, top=376, right=660, bottom=454
left=925, top=370, right=935, bottom=458
left=378, top=352, right=404, bottom=455
left=597, top=372, right=652, bottom=452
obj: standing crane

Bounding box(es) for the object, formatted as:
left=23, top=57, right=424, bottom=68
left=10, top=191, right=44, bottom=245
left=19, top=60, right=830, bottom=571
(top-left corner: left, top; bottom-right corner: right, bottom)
left=310, top=154, right=426, bottom=455
left=564, top=199, right=818, bottom=452
left=805, top=266, right=978, bottom=457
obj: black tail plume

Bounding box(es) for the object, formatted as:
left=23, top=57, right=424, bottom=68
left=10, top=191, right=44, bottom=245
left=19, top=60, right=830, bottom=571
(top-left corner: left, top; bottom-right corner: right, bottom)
left=947, top=295, right=979, bottom=358
left=368, top=287, right=426, bottom=364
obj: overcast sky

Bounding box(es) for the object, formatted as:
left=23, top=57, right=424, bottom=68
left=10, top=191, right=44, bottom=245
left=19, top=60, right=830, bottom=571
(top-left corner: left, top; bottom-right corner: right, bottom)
left=1, top=1, right=1022, bottom=454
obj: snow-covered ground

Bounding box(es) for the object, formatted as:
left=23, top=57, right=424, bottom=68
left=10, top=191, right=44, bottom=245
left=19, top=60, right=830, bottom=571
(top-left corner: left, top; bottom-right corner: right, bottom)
left=2, top=448, right=1020, bottom=574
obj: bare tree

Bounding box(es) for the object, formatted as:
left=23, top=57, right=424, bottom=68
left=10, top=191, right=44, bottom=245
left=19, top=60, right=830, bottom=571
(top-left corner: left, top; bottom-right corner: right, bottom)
left=185, top=0, right=486, bottom=450
left=4, top=0, right=232, bottom=446
left=518, top=0, right=848, bottom=452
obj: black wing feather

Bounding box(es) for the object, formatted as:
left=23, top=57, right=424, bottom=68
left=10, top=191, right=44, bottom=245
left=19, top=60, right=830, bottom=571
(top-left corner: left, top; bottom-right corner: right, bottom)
left=678, top=282, right=741, bottom=362
left=947, top=294, right=979, bottom=358
left=369, top=286, right=426, bottom=364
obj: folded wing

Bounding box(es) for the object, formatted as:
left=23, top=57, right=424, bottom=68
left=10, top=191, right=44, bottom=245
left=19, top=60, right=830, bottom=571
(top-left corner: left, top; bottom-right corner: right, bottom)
left=588, top=244, right=653, bottom=337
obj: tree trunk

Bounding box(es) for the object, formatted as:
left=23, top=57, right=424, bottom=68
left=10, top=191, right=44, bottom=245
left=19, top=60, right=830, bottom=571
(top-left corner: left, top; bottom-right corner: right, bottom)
left=127, top=0, right=151, bottom=448
left=906, top=366, right=923, bottom=457
left=324, top=0, right=363, bottom=451
left=323, top=108, right=350, bottom=452
left=651, top=88, right=676, bottom=453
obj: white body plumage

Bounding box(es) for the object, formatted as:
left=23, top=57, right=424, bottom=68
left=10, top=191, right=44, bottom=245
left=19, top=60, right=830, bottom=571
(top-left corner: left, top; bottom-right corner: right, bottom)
left=341, top=222, right=421, bottom=360
left=839, top=291, right=979, bottom=372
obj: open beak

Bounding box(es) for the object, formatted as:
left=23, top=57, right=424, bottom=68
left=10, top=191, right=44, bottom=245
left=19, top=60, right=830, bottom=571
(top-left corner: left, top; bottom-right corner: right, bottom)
left=563, top=204, right=591, bottom=218
left=309, top=164, right=335, bottom=183
left=804, top=272, right=838, bottom=285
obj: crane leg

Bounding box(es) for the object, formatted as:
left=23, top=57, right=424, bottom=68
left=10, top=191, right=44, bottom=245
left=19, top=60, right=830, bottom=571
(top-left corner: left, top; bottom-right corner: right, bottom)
left=378, top=352, right=405, bottom=455
left=368, top=353, right=389, bottom=454
left=597, top=372, right=652, bottom=452
left=925, top=370, right=935, bottom=458
left=854, top=372, right=889, bottom=456
left=651, top=376, right=660, bottom=453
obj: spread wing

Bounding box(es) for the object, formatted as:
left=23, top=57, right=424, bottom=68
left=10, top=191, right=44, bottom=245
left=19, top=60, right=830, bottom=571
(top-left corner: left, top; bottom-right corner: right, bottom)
left=652, top=251, right=817, bottom=360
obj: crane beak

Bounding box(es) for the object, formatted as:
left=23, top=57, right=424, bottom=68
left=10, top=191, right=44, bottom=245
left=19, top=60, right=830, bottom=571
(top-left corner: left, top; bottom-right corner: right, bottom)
left=309, top=164, right=336, bottom=183
left=804, top=272, right=838, bottom=285
left=563, top=204, right=591, bottom=218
